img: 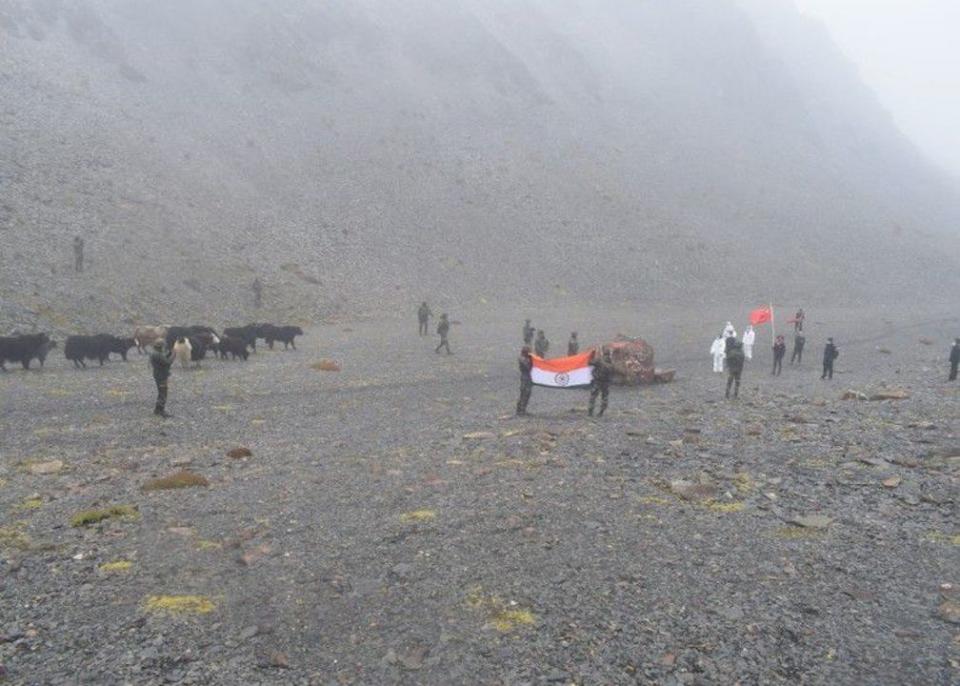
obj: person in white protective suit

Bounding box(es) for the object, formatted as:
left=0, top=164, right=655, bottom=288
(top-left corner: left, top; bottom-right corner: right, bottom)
left=710, top=334, right=726, bottom=373
left=742, top=325, right=756, bottom=360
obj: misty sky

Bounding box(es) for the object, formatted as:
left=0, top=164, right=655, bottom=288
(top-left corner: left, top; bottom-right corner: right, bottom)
left=795, top=0, right=960, bottom=178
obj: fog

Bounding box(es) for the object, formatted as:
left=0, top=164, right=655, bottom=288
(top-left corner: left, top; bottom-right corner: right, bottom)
left=794, top=0, right=960, bottom=178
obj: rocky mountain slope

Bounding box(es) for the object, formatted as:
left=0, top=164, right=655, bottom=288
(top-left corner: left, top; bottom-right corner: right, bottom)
left=1, top=0, right=958, bottom=333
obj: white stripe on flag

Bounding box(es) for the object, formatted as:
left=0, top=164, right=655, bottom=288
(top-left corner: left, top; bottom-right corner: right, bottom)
left=531, top=365, right=593, bottom=388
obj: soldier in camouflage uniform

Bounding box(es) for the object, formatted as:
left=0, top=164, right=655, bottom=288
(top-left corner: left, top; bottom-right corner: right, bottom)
left=523, top=320, right=535, bottom=345
left=534, top=330, right=549, bottom=358
left=149, top=340, right=174, bottom=417
left=435, top=313, right=452, bottom=354
left=588, top=348, right=613, bottom=417
left=516, top=346, right=533, bottom=416
left=567, top=332, right=579, bottom=356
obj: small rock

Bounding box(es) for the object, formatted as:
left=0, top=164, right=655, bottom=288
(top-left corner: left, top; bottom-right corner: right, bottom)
left=28, top=460, right=64, bottom=475
left=882, top=476, right=902, bottom=489
left=938, top=600, right=960, bottom=625
left=140, top=647, right=159, bottom=661
left=869, top=390, right=910, bottom=401
left=841, top=390, right=867, bottom=401
left=788, top=515, right=832, bottom=529
left=239, top=626, right=259, bottom=641
left=390, top=563, right=414, bottom=581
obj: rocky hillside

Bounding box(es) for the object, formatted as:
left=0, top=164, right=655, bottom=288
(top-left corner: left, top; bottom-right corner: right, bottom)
left=1, top=0, right=958, bottom=333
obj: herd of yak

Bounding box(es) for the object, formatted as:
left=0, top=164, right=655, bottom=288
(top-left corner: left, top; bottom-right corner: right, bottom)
left=0, top=323, right=304, bottom=371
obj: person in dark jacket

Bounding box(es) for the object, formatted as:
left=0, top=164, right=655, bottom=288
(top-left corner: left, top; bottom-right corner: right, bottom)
left=567, top=332, right=579, bottom=356
left=821, top=338, right=839, bottom=380
left=522, top=320, right=535, bottom=345
left=772, top=335, right=786, bottom=376
left=588, top=348, right=613, bottom=417
left=534, top=330, right=549, bottom=358
left=149, top=340, right=174, bottom=417
left=516, top=346, right=533, bottom=415
left=435, top=314, right=451, bottom=354
left=417, top=302, right=432, bottom=336
left=725, top=341, right=745, bottom=398
left=949, top=338, right=959, bottom=381
left=790, top=333, right=805, bottom=365
left=793, top=308, right=805, bottom=332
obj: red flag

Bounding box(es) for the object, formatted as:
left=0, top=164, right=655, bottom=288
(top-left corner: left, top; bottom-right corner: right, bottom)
left=749, top=306, right=772, bottom=326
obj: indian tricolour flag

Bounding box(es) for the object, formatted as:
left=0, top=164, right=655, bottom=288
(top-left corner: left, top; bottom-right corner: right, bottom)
left=531, top=350, right=594, bottom=388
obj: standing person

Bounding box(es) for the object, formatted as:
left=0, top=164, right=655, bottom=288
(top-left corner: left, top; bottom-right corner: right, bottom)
left=534, top=330, right=549, bottom=358
left=742, top=325, right=756, bottom=360
left=772, top=335, right=786, bottom=376
left=567, top=332, right=579, bottom=356
left=725, top=341, right=745, bottom=399
left=252, top=278, right=263, bottom=308
left=710, top=334, right=726, bottom=373
left=73, top=236, right=85, bottom=273
left=516, top=346, right=533, bottom=415
left=417, top=302, right=432, bottom=336
left=949, top=338, right=960, bottom=381
left=435, top=313, right=452, bottom=355
left=523, top=319, right=535, bottom=345
left=588, top=348, right=613, bottom=417
left=794, top=308, right=805, bottom=333
left=149, top=340, right=174, bottom=418
left=791, top=333, right=806, bottom=365
left=722, top=321, right=737, bottom=343
left=821, top=337, right=839, bottom=380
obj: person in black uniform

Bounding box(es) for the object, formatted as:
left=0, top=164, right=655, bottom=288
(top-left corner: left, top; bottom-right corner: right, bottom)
left=588, top=348, right=613, bottom=417
left=516, top=346, right=533, bottom=415
left=534, top=330, right=549, bottom=358
left=417, top=302, right=432, bottom=336
left=725, top=341, right=745, bottom=399
left=948, top=338, right=959, bottom=381
left=149, top=340, right=174, bottom=417
left=772, top=335, right=786, bottom=376
left=522, top=320, right=535, bottom=345
left=790, top=333, right=805, bottom=365
left=821, top=338, right=839, bottom=380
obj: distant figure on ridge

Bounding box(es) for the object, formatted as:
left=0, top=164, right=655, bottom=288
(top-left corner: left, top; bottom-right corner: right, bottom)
left=252, top=278, right=263, bottom=308
left=588, top=348, right=613, bottom=417
left=435, top=313, right=452, bottom=355
left=418, top=301, right=433, bottom=336
left=73, top=236, right=85, bottom=273
left=516, top=346, right=533, bottom=416
left=710, top=334, right=726, bottom=373
left=567, top=332, right=579, bottom=356
left=950, top=338, right=960, bottom=381
left=772, top=335, right=786, bottom=376
left=149, top=340, right=174, bottom=418
left=742, top=325, right=756, bottom=360
left=523, top=319, right=535, bottom=345
left=725, top=341, right=745, bottom=399
left=821, top=337, right=839, bottom=380
left=534, top=330, right=549, bottom=358
left=794, top=308, right=805, bottom=333
left=791, top=333, right=806, bottom=365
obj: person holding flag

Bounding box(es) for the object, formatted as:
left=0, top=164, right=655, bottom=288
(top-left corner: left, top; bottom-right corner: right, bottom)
left=588, top=348, right=614, bottom=417
left=516, top=346, right=534, bottom=415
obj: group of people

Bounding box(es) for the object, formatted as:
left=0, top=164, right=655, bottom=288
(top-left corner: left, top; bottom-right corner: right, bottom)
left=417, top=302, right=452, bottom=354
left=710, top=309, right=840, bottom=398
left=516, top=321, right=611, bottom=418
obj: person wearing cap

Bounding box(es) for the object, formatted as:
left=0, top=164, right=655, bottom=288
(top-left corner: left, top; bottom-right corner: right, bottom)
left=567, top=332, right=579, bottom=356
left=949, top=338, right=960, bottom=381
left=821, top=337, right=839, bottom=380
left=516, top=346, right=534, bottom=416
left=149, top=340, right=174, bottom=417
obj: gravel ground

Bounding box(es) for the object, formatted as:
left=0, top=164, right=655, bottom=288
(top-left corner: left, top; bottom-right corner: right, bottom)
left=1, top=305, right=958, bottom=685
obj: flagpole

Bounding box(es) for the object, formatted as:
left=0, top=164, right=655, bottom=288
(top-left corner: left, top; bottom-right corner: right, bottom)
left=770, top=302, right=776, bottom=344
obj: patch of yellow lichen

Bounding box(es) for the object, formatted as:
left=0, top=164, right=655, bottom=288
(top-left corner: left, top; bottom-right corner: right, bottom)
left=703, top=500, right=745, bottom=513
left=922, top=531, right=960, bottom=546
left=465, top=586, right=536, bottom=633
left=399, top=509, right=436, bottom=523
left=100, top=560, right=133, bottom=573
left=144, top=595, right=215, bottom=615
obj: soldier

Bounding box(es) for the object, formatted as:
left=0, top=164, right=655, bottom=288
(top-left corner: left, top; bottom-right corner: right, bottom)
left=516, top=346, right=533, bottom=415
left=435, top=313, right=452, bottom=355
left=567, top=332, right=579, bottom=356
left=523, top=319, right=535, bottom=345
left=73, top=236, right=85, bottom=272
left=950, top=338, right=960, bottom=381
left=149, top=340, right=174, bottom=418
left=821, top=337, right=839, bottom=380
left=417, top=302, right=432, bottom=336
left=534, top=330, right=549, bottom=358
left=588, top=348, right=613, bottom=417
left=725, top=341, right=745, bottom=399
left=772, top=335, right=786, bottom=376
left=252, top=278, right=263, bottom=308
left=791, top=333, right=805, bottom=364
